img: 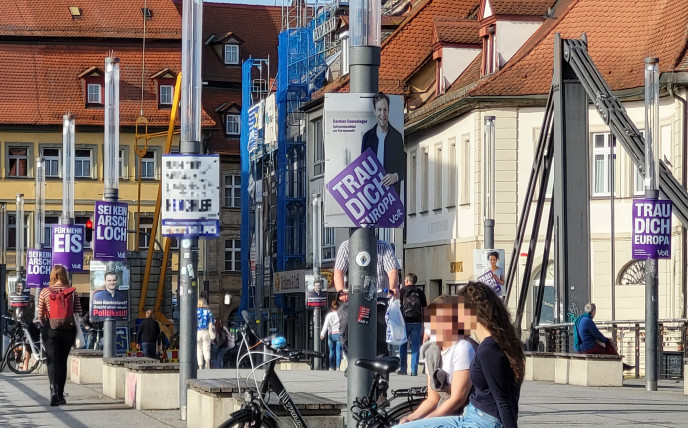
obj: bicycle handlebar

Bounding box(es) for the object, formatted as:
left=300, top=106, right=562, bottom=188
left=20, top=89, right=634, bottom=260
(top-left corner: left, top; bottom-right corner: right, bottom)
left=239, top=310, right=325, bottom=360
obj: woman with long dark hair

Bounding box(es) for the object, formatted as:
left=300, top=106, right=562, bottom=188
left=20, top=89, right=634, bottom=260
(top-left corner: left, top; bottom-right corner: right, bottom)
left=396, top=281, right=525, bottom=428
left=37, top=265, right=82, bottom=406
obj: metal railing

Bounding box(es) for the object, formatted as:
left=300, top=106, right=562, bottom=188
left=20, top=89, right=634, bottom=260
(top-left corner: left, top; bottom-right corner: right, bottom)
left=535, top=319, right=688, bottom=379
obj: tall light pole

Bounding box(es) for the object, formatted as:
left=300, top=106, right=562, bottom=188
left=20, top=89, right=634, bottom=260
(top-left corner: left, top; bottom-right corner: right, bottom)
left=102, top=55, right=121, bottom=359
left=347, top=0, right=381, bottom=426
left=644, top=57, right=660, bottom=392
left=0, top=202, right=6, bottom=354
left=179, top=0, right=203, bottom=419
left=16, top=194, right=25, bottom=279
left=62, top=115, right=75, bottom=225
left=312, top=194, right=322, bottom=370
left=483, top=116, right=496, bottom=249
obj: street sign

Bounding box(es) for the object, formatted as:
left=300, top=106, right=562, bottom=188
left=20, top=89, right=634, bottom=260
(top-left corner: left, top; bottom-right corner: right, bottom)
left=161, top=154, right=220, bottom=237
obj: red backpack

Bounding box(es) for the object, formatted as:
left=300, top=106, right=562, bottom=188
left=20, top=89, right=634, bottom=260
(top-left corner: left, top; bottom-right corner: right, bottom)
left=48, top=287, right=77, bottom=330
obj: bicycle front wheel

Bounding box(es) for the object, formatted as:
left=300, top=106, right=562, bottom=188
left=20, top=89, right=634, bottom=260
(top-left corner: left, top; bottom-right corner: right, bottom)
left=6, top=341, right=39, bottom=374
left=219, top=407, right=279, bottom=428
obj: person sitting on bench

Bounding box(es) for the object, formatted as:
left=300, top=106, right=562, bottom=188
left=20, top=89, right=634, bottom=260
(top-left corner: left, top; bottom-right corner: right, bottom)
left=574, top=302, right=633, bottom=370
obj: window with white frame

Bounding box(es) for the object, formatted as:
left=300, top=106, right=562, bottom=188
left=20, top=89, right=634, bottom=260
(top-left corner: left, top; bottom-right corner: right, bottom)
left=592, top=132, right=616, bottom=197
left=313, top=118, right=324, bottom=176
left=140, top=151, right=156, bottom=179
left=160, top=85, right=174, bottom=105
left=75, top=149, right=93, bottom=178
left=43, top=216, right=60, bottom=248
left=447, top=138, right=457, bottom=208
left=119, top=148, right=129, bottom=179
left=408, top=150, right=417, bottom=214
left=224, top=44, right=240, bottom=65
left=434, top=143, right=443, bottom=210
left=41, top=148, right=61, bottom=177
left=224, top=239, right=240, bottom=271
left=224, top=174, right=241, bottom=208
left=323, top=227, right=335, bottom=260
left=460, top=136, right=470, bottom=205
left=420, top=147, right=429, bottom=212
left=7, top=147, right=29, bottom=177
left=226, top=114, right=240, bottom=136
left=138, top=217, right=154, bottom=249
left=87, top=84, right=102, bottom=104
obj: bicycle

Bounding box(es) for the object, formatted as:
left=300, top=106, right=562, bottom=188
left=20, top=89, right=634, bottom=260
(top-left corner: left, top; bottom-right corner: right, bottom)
left=219, top=311, right=425, bottom=428
left=1, top=315, right=46, bottom=374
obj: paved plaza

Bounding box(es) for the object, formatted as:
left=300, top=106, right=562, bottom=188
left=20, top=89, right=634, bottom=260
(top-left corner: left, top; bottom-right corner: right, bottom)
left=0, top=368, right=686, bottom=427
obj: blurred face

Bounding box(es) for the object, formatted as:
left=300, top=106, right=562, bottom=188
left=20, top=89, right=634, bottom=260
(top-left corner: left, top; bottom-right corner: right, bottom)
left=15, top=283, right=24, bottom=294
left=374, top=98, right=389, bottom=131
left=431, top=305, right=459, bottom=348
left=314, top=282, right=322, bottom=293
left=105, top=274, right=117, bottom=292
left=458, top=301, right=478, bottom=338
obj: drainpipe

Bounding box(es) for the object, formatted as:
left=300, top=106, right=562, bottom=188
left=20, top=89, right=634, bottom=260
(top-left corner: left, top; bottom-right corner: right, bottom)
left=668, top=84, right=688, bottom=318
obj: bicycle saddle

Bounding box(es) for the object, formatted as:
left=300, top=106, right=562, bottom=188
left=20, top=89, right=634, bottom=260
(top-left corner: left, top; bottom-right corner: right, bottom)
left=355, top=357, right=400, bottom=375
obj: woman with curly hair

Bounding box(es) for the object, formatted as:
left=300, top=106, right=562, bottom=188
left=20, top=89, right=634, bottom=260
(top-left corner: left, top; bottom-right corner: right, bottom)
left=395, top=281, right=525, bottom=428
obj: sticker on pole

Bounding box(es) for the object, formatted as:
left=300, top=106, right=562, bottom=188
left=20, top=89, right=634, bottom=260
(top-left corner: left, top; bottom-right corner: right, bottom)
left=355, top=251, right=371, bottom=267
left=162, top=154, right=220, bottom=237
left=632, top=199, right=672, bottom=259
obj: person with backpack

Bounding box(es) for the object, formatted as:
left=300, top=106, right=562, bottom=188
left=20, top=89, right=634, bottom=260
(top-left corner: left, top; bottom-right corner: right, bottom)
left=398, top=273, right=427, bottom=376
left=37, top=264, right=83, bottom=406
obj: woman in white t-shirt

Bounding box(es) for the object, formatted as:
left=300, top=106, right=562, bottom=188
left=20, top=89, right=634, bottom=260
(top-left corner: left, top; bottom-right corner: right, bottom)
left=397, top=295, right=477, bottom=425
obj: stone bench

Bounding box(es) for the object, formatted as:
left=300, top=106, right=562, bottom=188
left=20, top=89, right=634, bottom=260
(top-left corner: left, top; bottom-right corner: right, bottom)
left=186, top=378, right=344, bottom=428
left=124, top=362, right=179, bottom=410
left=524, top=351, right=556, bottom=382
left=68, top=349, right=103, bottom=384
left=554, top=353, right=623, bottom=387
left=277, top=360, right=311, bottom=371
left=102, top=357, right=158, bottom=399
left=186, top=378, right=242, bottom=428
left=684, top=358, right=688, bottom=395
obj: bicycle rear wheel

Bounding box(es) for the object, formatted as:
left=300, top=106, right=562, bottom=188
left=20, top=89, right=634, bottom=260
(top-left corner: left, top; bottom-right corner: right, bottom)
left=6, top=341, right=39, bottom=374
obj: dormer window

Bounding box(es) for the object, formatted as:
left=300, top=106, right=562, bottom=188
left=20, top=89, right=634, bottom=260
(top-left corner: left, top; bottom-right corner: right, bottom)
left=215, top=102, right=242, bottom=137
left=78, top=66, right=104, bottom=107
left=150, top=68, right=177, bottom=109
left=87, top=84, right=102, bottom=103
left=224, top=44, right=239, bottom=65
left=480, top=24, right=497, bottom=76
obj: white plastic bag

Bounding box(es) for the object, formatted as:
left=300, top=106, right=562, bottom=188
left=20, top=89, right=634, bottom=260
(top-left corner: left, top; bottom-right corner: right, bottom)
left=385, top=299, right=407, bottom=346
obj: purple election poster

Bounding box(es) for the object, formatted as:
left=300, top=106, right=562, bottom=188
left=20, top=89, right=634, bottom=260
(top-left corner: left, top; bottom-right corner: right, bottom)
left=26, top=248, right=52, bottom=288
left=51, top=224, right=85, bottom=272
left=632, top=199, right=672, bottom=259
left=93, top=201, right=128, bottom=261
left=326, top=148, right=405, bottom=228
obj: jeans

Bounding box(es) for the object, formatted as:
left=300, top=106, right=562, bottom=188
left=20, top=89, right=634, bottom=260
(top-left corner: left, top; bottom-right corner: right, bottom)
left=141, top=342, right=156, bottom=359
left=328, top=334, right=342, bottom=369
left=213, top=346, right=229, bottom=368
left=399, top=323, right=422, bottom=374
left=395, top=403, right=503, bottom=428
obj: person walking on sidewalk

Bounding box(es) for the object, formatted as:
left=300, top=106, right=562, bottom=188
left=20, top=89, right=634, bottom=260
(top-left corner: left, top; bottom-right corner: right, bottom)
left=321, top=299, right=342, bottom=371
left=37, top=265, right=83, bottom=406
left=137, top=309, right=160, bottom=359
left=398, top=273, right=427, bottom=376
left=196, top=298, right=215, bottom=369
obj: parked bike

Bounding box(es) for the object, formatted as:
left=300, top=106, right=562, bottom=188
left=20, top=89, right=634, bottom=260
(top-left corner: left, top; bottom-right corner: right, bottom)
left=0, top=315, right=46, bottom=374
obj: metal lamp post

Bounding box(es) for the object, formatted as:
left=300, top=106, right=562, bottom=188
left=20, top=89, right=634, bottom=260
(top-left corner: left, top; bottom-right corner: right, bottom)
left=16, top=194, right=25, bottom=279
left=347, top=0, right=381, bottom=426
left=62, top=115, right=75, bottom=225
left=312, top=194, right=322, bottom=370
left=483, top=116, right=496, bottom=249
left=644, top=57, right=660, bottom=392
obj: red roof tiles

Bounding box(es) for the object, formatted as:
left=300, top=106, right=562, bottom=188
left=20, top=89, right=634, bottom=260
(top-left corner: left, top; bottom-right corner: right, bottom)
left=0, top=43, right=213, bottom=127
left=433, top=18, right=481, bottom=45
left=0, top=0, right=181, bottom=39
left=487, top=0, right=552, bottom=17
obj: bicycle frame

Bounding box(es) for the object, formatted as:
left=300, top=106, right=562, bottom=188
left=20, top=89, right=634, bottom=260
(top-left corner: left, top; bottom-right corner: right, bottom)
left=257, top=357, right=307, bottom=428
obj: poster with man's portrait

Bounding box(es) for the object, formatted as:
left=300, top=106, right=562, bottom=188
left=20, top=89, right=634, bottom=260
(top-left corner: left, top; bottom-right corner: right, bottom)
left=323, top=92, right=406, bottom=228
left=305, top=275, right=327, bottom=308
left=8, top=279, right=30, bottom=308
left=89, top=260, right=129, bottom=321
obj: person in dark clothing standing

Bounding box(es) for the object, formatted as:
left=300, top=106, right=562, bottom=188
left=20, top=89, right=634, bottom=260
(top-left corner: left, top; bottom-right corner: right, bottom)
left=398, top=273, right=427, bottom=376
left=396, top=282, right=525, bottom=428
left=37, top=265, right=83, bottom=406
left=137, top=309, right=160, bottom=359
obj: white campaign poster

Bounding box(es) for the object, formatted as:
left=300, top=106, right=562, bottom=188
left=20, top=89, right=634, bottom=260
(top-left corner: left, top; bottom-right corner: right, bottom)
left=323, top=92, right=405, bottom=228
left=264, top=94, right=278, bottom=151
left=473, top=249, right=506, bottom=297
